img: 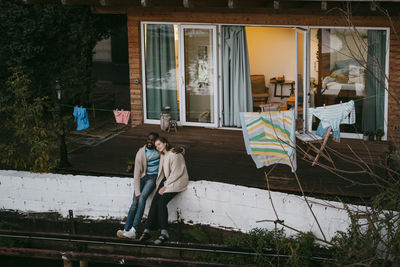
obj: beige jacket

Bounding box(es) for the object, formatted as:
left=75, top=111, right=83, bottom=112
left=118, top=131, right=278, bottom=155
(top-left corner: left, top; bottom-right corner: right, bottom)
left=158, top=151, right=189, bottom=193
left=133, top=145, right=164, bottom=197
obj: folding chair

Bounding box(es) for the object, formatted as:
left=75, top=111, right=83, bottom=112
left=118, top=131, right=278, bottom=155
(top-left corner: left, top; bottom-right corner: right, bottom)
left=296, top=126, right=334, bottom=167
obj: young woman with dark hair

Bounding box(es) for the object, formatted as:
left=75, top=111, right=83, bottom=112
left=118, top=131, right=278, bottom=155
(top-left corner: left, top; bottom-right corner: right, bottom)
left=139, top=137, right=189, bottom=244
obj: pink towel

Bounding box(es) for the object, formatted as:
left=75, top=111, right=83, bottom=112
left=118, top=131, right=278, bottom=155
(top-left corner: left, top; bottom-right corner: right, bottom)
left=113, top=110, right=130, bottom=125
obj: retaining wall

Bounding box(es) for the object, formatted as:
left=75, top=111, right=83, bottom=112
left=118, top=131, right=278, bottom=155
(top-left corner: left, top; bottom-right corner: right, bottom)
left=0, top=170, right=357, bottom=241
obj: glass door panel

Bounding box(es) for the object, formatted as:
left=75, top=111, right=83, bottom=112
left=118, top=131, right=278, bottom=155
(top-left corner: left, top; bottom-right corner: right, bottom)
left=308, top=28, right=387, bottom=137
left=296, top=29, right=309, bottom=131
left=181, top=26, right=217, bottom=126
left=143, top=24, right=179, bottom=121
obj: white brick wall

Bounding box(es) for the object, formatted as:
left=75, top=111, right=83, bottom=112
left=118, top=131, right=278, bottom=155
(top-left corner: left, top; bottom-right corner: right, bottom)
left=0, top=170, right=360, bottom=242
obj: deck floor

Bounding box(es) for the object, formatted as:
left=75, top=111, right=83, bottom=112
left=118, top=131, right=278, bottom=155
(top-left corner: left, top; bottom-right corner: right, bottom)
left=68, top=124, right=389, bottom=199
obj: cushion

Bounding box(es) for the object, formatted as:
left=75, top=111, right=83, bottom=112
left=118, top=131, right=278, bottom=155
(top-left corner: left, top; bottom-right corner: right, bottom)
left=251, top=75, right=267, bottom=94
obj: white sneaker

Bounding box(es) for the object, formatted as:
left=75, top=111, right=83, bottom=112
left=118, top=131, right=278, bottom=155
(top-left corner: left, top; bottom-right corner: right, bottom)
left=116, top=228, right=136, bottom=239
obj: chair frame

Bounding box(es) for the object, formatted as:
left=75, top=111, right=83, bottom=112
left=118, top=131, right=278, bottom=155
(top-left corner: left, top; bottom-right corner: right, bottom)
left=296, top=126, right=334, bottom=167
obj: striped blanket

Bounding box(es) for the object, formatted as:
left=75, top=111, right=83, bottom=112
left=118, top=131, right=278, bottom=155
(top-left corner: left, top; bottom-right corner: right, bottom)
left=240, top=110, right=297, bottom=172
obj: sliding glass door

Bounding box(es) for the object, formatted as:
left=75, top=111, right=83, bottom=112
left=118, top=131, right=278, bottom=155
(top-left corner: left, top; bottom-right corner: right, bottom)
left=142, top=23, right=218, bottom=127
left=179, top=25, right=218, bottom=127
left=308, top=27, right=388, bottom=138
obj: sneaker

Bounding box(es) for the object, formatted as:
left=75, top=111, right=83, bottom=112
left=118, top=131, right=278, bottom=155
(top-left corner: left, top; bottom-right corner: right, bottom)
left=116, top=228, right=136, bottom=239
left=154, top=234, right=168, bottom=245
left=138, top=232, right=151, bottom=242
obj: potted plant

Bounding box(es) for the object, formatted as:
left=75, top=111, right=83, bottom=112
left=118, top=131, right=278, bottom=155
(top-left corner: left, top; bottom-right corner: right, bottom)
left=126, top=152, right=135, bottom=173
left=368, top=131, right=376, bottom=141
left=363, top=131, right=369, bottom=141
left=375, top=129, right=384, bottom=141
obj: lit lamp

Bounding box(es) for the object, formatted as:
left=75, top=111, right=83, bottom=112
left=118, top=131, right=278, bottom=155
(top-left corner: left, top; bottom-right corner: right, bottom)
left=55, top=80, right=63, bottom=101
left=55, top=80, right=70, bottom=168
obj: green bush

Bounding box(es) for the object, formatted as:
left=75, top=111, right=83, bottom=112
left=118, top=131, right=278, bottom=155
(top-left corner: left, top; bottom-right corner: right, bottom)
left=0, top=69, right=60, bottom=172
left=230, top=228, right=326, bottom=266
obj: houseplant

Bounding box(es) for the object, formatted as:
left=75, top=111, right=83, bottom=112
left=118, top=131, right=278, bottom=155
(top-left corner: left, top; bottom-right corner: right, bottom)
left=126, top=152, right=135, bottom=173
left=368, top=131, right=376, bottom=141
left=363, top=131, right=369, bottom=141
left=375, top=129, right=384, bottom=141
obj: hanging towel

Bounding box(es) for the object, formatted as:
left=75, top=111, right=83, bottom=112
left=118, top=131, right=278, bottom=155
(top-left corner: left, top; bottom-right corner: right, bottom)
left=240, top=110, right=297, bottom=172
left=73, top=106, right=90, bottom=131
left=308, top=100, right=355, bottom=142
left=113, top=110, right=131, bottom=125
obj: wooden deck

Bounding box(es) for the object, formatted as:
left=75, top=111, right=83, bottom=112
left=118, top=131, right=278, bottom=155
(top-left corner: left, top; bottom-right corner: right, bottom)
left=68, top=124, right=390, bottom=199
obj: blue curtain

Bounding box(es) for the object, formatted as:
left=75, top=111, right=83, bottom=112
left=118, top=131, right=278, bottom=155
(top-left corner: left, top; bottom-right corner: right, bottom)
left=362, top=30, right=386, bottom=133
left=145, top=24, right=178, bottom=120
left=222, top=26, right=253, bottom=127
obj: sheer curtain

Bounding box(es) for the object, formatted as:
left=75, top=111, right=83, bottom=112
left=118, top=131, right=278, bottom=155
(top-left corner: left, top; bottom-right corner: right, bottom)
left=222, top=26, right=253, bottom=127
left=362, top=30, right=386, bottom=133
left=145, top=24, right=178, bottom=120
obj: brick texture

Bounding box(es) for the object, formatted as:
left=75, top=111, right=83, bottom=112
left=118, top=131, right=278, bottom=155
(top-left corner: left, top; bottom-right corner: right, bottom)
left=127, top=10, right=400, bottom=146
left=127, top=18, right=143, bottom=126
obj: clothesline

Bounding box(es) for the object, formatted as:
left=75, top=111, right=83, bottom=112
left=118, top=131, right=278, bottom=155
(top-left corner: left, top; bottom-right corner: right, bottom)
left=60, top=103, right=123, bottom=112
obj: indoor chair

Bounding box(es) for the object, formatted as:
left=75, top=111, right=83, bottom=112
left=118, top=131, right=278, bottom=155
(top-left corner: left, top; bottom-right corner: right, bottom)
left=251, top=75, right=269, bottom=111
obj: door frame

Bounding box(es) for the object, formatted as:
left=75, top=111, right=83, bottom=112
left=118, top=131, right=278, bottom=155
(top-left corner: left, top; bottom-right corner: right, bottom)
left=295, top=27, right=310, bottom=131
left=178, top=24, right=219, bottom=127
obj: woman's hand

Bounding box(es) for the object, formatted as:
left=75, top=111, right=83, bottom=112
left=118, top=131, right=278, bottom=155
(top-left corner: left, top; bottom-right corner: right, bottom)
left=158, top=186, right=166, bottom=195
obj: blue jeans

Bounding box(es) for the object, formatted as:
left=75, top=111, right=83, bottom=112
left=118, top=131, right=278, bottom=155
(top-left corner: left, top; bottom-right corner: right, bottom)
left=124, top=174, right=157, bottom=231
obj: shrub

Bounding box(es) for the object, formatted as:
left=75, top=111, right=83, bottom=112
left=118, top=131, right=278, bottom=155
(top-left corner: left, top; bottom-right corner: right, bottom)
left=0, top=69, right=60, bottom=172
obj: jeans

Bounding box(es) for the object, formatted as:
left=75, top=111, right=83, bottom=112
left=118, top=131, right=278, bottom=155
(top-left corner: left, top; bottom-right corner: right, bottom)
left=124, top=174, right=157, bottom=231
left=146, top=178, right=177, bottom=231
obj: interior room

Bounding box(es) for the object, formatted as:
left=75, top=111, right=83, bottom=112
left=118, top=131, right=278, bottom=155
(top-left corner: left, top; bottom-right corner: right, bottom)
left=309, top=28, right=386, bottom=135
left=246, top=26, right=298, bottom=112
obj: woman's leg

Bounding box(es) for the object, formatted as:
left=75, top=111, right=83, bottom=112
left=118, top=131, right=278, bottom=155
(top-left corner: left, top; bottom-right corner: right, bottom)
left=145, top=179, right=165, bottom=230
left=157, top=192, right=177, bottom=230
left=153, top=192, right=178, bottom=244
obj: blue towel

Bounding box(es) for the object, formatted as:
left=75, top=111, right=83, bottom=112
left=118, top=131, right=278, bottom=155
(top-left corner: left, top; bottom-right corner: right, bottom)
left=73, top=106, right=89, bottom=131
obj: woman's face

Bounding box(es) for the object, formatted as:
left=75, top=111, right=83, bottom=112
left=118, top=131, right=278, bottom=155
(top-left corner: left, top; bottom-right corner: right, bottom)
left=155, top=140, right=167, bottom=153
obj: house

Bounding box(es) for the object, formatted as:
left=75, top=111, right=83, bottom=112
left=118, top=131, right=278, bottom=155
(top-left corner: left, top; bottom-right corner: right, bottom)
left=2, top=3, right=398, bottom=262
left=25, top=0, right=400, bottom=144
left=88, top=0, right=399, bottom=144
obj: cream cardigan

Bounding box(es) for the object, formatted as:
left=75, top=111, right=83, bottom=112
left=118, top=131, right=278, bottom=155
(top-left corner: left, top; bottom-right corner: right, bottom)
left=158, top=151, right=189, bottom=193
left=133, top=145, right=165, bottom=197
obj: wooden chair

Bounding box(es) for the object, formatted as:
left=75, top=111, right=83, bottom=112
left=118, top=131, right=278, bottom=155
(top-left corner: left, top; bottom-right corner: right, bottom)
left=251, top=75, right=269, bottom=111
left=296, top=126, right=334, bottom=167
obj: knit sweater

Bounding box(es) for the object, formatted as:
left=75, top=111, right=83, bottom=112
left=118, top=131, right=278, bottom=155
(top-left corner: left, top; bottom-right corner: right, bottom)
left=158, top=151, right=189, bottom=193
left=133, top=145, right=164, bottom=197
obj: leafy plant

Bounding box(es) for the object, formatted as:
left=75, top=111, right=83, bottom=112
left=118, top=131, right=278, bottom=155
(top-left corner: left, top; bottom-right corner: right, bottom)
left=376, top=129, right=384, bottom=141
left=0, top=0, right=125, bottom=107
left=127, top=152, right=135, bottom=165
left=0, top=69, right=60, bottom=172
left=231, top=228, right=326, bottom=266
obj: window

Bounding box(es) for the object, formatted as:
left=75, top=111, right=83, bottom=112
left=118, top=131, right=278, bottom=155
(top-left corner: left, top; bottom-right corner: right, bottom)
left=309, top=28, right=387, bottom=136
